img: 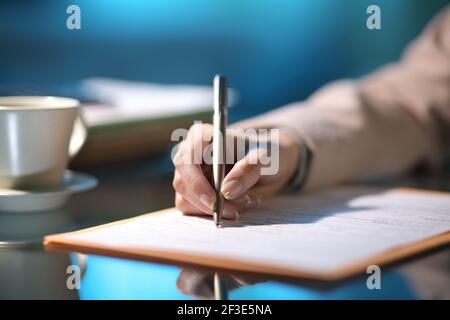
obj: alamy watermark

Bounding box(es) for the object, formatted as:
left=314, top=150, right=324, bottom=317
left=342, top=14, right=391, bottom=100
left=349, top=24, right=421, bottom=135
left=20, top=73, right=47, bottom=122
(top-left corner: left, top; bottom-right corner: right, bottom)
left=66, top=265, right=81, bottom=290
left=366, top=5, right=381, bottom=30
left=65, top=5, right=380, bottom=32
left=366, top=265, right=381, bottom=290
left=66, top=5, right=81, bottom=30
left=171, top=122, right=281, bottom=176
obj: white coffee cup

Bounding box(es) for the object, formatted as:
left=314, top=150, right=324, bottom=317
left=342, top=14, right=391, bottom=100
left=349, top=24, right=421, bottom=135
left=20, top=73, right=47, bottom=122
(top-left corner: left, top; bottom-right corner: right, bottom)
left=0, top=96, right=87, bottom=190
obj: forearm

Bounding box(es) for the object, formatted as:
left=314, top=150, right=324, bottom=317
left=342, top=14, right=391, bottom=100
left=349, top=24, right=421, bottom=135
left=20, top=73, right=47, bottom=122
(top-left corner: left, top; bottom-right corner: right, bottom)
left=234, top=6, right=450, bottom=190
left=234, top=81, right=438, bottom=190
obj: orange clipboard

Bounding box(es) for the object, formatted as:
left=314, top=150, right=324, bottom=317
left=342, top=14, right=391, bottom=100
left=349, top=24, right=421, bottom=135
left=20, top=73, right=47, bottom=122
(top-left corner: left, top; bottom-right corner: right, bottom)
left=44, top=187, right=450, bottom=282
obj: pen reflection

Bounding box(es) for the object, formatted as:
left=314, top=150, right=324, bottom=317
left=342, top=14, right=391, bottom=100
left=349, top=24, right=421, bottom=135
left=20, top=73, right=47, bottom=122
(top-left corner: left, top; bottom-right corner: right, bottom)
left=176, top=267, right=260, bottom=299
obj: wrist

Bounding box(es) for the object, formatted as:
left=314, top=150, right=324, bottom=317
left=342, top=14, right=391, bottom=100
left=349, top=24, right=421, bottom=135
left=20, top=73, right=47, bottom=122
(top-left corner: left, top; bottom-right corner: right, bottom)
left=278, top=127, right=313, bottom=192
left=278, top=129, right=301, bottom=179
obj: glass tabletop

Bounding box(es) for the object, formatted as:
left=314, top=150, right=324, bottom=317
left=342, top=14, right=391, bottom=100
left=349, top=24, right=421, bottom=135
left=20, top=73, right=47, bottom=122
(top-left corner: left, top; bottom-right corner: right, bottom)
left=0, top=157, right=449, bottom=299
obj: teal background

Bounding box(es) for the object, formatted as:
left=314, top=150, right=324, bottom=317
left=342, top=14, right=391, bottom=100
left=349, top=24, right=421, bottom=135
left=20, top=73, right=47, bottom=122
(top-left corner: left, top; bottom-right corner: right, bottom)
left=0, top=0, right=448, bottom=121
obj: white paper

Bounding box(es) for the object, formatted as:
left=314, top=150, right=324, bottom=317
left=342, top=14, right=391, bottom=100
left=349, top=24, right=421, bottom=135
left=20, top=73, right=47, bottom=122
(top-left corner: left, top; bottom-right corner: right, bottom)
left=81, top=78, right=236, bottom=126
left=67, top=187, right=450, bottom=274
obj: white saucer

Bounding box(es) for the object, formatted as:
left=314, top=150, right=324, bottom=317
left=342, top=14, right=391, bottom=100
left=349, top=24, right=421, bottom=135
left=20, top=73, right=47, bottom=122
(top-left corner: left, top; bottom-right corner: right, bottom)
left=0, top=171, right=98, bottom=213
left=0, top=209, right=74, bottom=247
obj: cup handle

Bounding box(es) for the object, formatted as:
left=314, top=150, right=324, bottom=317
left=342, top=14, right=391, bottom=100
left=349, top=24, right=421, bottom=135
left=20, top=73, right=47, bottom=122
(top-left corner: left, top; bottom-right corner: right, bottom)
left=68, top=113, right=88, bottom=160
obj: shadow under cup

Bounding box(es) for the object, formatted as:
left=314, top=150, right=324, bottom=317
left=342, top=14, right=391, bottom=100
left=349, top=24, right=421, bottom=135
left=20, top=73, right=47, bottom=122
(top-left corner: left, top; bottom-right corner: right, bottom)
left=0, top=96, right=85, bottom=191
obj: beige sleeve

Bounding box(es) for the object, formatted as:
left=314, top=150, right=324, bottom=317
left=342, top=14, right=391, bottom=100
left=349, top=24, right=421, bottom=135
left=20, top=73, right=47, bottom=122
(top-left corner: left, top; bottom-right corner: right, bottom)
left=234, top=6, right=450, bottom=190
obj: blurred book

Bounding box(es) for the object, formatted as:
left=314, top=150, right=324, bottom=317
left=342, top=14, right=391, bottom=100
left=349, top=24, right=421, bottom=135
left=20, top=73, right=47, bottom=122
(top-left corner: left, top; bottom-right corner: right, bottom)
left=0, top=79, right=236, bottom=168
left=81, top=78, right=223, bottom=127
left=75, top=78, right=220, bottom=168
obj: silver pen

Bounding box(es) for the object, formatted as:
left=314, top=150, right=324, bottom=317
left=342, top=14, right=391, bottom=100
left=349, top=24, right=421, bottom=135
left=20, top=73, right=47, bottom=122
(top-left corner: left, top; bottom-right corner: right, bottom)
left=213, top=75, right=227, bottom=227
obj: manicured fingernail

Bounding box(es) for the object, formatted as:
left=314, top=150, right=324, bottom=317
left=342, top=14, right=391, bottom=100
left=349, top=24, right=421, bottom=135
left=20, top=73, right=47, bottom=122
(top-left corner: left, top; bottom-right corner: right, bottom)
left=200, top=194, right=214, bottom=210
left=221, top=180, right=243, bottom=200
left=222, top=206, right=239, bottom=220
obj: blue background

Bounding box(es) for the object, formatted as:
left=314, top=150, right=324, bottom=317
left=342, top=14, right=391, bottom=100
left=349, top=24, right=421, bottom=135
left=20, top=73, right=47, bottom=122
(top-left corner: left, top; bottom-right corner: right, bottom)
left=0, top=0, right=448, bottom=122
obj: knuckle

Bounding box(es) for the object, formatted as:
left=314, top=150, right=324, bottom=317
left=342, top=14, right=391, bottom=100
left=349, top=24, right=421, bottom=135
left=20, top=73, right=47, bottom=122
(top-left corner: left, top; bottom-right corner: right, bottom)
left=172, top=149, right=184, bottom=167
left=246, top=149, right=266, bottom=166
left=175, top=195, right=185, bottom=209
left=239, top=157, right=260, bottom=172
left=172, top=175, right=184, bottom=192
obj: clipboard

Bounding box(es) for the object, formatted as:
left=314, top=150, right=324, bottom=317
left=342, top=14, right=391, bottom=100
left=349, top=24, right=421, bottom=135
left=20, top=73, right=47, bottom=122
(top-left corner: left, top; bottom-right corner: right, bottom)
left=44, top=187, right=450, bottom=282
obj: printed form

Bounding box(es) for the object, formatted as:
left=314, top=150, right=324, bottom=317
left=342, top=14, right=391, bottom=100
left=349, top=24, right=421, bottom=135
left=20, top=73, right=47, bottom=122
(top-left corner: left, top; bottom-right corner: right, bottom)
left=53, top=187, right=450, bottom=276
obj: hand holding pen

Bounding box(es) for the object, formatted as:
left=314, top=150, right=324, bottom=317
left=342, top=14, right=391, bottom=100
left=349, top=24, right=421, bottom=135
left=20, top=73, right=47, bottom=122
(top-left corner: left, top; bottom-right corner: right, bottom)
left=172, top=75, right=302, bottom=222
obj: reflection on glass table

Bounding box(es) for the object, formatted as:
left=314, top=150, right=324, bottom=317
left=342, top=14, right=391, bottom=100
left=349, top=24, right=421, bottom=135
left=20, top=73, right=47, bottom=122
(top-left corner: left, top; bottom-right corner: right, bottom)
left=0, top=159, right=448, bottom=299
left=72, top=252, right=450, bottom=300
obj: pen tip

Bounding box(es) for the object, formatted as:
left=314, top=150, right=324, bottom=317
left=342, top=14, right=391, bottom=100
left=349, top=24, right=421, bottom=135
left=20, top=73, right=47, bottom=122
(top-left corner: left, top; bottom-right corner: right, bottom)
left=213, top=212, right=220, bottom=227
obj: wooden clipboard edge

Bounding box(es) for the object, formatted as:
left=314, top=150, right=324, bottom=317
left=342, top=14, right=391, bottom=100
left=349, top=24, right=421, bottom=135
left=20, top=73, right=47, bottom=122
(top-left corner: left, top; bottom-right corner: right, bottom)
left=45, top=189, right=450, bottom=282
left=44, top=207, right=174, bottom=240
left=393, top=187, right=450, bottom=196
left=45, top=228, right=450, bottom=282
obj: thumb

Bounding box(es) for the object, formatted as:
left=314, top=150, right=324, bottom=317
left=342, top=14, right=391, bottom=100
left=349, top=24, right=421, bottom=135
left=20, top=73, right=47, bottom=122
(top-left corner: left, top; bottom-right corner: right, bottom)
left=220, top=148, right=266, bottom=200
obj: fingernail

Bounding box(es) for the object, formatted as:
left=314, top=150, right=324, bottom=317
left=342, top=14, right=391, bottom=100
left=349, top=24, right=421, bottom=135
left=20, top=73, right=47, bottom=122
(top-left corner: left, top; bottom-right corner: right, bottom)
left=222, top=206, right=239, bottom=220
left=200, top=193, right=214, bottom=210
left=221, top=180, right=243, bottom=200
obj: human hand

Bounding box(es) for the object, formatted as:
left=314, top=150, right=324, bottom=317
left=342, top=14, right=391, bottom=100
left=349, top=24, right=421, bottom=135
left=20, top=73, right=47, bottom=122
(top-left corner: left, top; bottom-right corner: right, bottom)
left=172, top=123, right=300, bottom=220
